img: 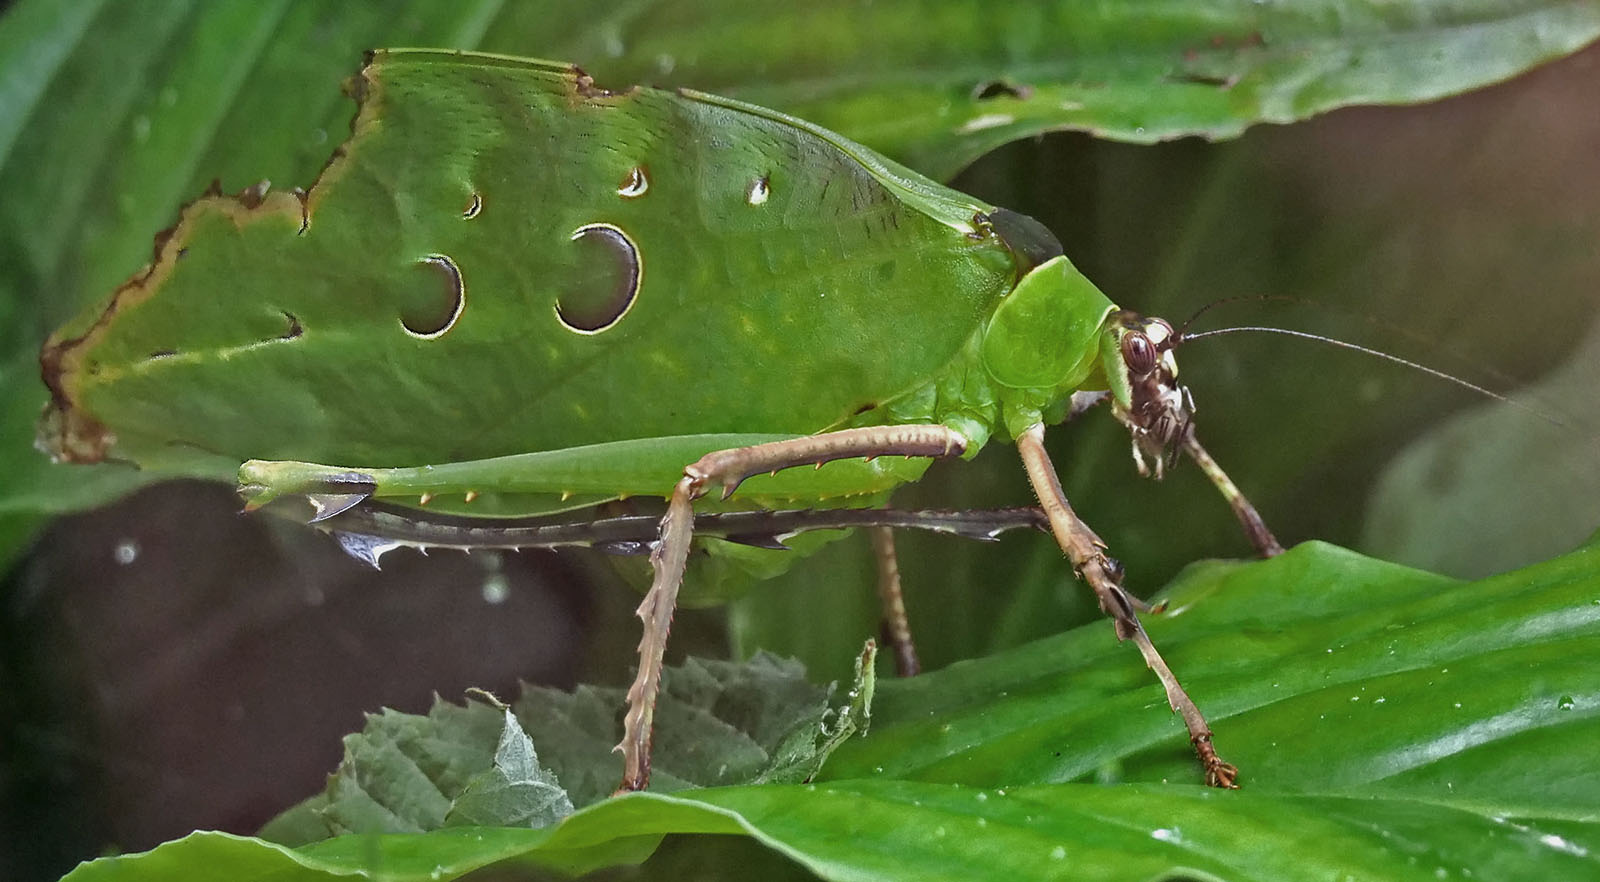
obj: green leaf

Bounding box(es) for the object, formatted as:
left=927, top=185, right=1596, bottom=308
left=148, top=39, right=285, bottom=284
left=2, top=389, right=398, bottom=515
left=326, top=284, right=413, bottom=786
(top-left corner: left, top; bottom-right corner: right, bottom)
left=60, top=784, right=1600, bottom=882
left=444, top=707, right=573, bottom=829
left=513, top=652, right=853, bottom=807
left=314, top=699, right=564, bottom=837
left=8, top=5, right=1600, bottom=876
left=63, top=542, right=1600, bottom=880
left=820, top=541, right=1600, bottom=822
left=264, top=649, right=870, bottom=844
left=513, top=0, right=1600, bottom=178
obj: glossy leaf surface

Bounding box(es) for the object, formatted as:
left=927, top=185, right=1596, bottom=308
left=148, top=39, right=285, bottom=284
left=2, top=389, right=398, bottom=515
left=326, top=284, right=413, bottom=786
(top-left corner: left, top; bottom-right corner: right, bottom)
left=60, top=541, right=1600, bottom=881
left=511, top=0, right=1600, bottom=178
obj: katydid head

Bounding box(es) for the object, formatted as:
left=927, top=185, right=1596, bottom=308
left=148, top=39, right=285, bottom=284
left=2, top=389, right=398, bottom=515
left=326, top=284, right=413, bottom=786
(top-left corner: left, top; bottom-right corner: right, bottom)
left=1102, top=311, right=1191, bottom=479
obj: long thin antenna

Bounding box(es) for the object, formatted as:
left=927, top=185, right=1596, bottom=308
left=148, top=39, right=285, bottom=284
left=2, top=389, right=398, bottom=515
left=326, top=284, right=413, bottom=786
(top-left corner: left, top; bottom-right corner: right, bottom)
left=1177, top=295, right=1300, bottom=338
left=1179, top=293, right=1536, bottom=394
left=1179, top=325, right=1577, bottom=433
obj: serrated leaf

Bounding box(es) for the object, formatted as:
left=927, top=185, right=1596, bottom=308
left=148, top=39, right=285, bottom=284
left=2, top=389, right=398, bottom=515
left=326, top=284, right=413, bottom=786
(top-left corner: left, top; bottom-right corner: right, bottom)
left=443, top=708, right=573, bottom=829
left=318, top=700, right=533, bottom=836
left=514, top=651, right=855, bottom=807
left=265, top=649, right=869, bottom=844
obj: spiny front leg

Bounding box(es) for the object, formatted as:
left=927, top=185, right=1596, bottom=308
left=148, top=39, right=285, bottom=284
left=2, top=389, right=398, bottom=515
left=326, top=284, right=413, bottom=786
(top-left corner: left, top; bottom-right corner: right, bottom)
left=614, top=424, right=968, bottom=793
left=616, top=475, right=698, bottom=793
left=1016, top=423, right=1238, bottom=789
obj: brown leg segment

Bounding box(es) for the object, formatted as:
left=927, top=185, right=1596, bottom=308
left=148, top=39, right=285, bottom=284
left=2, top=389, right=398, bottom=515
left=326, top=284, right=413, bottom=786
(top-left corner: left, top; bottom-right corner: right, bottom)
left=868, top=525, right=920, bottom=677
left=615, top=425, right=967, bottom=792
left=1181, top=433, right=1283, bottom=558
left=1016, top=423, right=1238, bottom=789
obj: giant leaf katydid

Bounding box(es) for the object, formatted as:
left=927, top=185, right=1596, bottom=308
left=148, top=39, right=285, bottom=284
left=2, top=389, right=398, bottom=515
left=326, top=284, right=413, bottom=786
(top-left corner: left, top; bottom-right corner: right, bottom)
left=38, top=49, right=1283, bottom=792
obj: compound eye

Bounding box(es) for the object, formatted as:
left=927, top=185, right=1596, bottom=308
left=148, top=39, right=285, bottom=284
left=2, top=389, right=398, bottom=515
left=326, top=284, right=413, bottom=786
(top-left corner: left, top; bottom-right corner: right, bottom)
left=1121, top=331, right=1158, bottom=377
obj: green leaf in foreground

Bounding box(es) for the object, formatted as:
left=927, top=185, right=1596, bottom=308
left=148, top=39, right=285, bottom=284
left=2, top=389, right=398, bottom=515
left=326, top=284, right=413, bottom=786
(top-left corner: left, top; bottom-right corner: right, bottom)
left=64, top=541, right=1600, bottom=881
left=61, top=782, right=1600, bottom=882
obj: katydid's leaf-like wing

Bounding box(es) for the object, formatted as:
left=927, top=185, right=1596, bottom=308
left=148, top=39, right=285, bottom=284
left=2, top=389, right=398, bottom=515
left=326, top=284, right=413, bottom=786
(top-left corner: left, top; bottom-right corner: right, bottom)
left=9, top=1, right=1599, bottom=528
left=40, top=50, right=1016, bottom=488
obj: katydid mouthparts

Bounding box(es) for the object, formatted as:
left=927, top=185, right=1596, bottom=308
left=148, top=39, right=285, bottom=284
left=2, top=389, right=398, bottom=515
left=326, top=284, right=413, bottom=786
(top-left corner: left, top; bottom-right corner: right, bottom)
left=40, top=49, right=1294, bottom=793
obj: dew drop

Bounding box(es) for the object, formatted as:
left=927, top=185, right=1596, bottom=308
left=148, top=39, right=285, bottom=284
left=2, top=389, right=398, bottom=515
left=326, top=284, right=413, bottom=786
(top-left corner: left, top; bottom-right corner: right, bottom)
left=1049, top=846, right=1066, bottom=860
left=113, top=539, right=139, bottom=565
left=481, top=573, right=510, bottom=605
left=1557, top=695, right=1575, bottom=710
left=462, top=192, right=483, bottom=219
left=1538, top=833, right=1589, bottom=856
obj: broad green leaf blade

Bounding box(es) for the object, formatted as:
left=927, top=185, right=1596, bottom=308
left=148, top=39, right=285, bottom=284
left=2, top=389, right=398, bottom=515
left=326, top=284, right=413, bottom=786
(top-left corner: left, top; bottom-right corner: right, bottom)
left=493, top=0, right=1600, bottom=177
left=64, top=542, right=1600, bottom=880
left=60, top=783, right=1600, bottom=882
left=822, top=542, right=1600, bottom=821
